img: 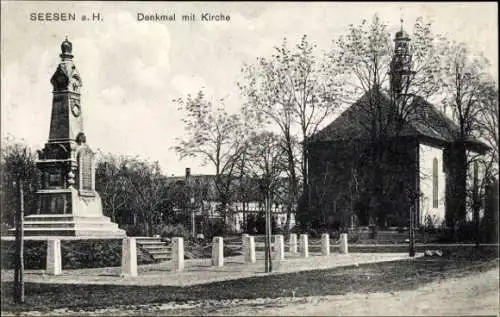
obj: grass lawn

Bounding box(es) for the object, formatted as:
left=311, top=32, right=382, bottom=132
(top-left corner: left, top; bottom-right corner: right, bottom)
left=1, top=248, right=498, bottom=313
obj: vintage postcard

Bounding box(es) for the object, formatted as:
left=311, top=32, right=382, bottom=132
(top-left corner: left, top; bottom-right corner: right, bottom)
left=1, top=1, right=498, bottom=316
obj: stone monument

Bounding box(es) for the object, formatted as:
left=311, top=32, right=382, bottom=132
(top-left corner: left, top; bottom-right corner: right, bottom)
left=22, top=38, right=126, bottom=237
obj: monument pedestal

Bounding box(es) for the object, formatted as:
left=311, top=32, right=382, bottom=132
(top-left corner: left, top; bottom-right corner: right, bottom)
left=10, top=188, right=125, bottom=237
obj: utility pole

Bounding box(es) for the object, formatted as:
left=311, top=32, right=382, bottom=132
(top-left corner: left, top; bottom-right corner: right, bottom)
left=14, top=178, right=25, bottom=303
left=407, top=187, right=416, bottom=258
left=409, top=204, right=415, bottom=257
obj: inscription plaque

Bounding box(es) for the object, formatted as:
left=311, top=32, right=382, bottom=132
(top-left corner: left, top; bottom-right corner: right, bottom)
left=80, top=151, right=92, bottom=191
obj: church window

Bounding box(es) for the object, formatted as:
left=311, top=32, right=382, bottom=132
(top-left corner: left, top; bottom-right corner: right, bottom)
left=432, top=158, right=439, bottom=208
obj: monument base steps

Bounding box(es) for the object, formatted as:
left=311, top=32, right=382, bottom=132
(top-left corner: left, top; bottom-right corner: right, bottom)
left=8, top=214, right=126, bottom=237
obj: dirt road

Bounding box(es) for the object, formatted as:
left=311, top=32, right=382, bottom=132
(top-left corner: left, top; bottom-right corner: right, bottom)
left=204, top=267, right=499, bottom=316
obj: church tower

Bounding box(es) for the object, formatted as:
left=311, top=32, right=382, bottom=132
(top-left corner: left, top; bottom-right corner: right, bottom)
left=389, top=22, right=415, bottom=95
left=22, top=39, right=126, bottom=237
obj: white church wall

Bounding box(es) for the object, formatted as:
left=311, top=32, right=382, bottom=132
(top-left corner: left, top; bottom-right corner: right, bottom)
left=419, top=143, right=446, bottom=226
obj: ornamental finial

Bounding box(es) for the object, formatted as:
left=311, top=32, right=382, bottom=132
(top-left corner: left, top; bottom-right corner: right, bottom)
left=60, top=37, right=73, bottom=60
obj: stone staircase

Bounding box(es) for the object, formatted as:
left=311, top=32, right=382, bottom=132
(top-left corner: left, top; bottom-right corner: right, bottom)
left=135, top=237, right=171, bottom=262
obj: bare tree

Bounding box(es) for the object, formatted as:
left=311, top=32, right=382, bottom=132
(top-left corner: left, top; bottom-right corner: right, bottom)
left=0, top=137, right=39, bottom=226
left=174, top=91, right=249, bottom=224
left=121, top=158, right=168, bottom=236
left=476, top=80, right=498, bottom=179
left=438, top=40, right=497, bottom=228
left=246, top=131, right=287, bottom=272
left=240, top=35, right=342, bottom=231
left=95, top=153, right=132, bottom=223
left=1, top=139, right=37, bottom=304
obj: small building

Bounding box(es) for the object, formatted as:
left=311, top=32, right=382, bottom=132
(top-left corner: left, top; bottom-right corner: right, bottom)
left=166, top=171, right=296, bottom=233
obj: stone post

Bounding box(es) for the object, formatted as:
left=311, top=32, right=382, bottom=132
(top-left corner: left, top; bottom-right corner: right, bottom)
left=121, top=237, right=137, bottom=277
left=340, top=233, right=348, bottom=254
left=289, top=233, right=298, bottom=254
left=244, top=235, right=256, bottom=263
left=212, top=236, right=224, bottom=267
left=321, top=233, right=330, bottom=256
left=46, top=239, right=62, bottom=275
left=299, top=234, right=309, bottom=258
left=242, top=233, right=249, bottom=256
left=274, top=234, right=285, bottom=260
left=172, top=237, right=184, bottom=271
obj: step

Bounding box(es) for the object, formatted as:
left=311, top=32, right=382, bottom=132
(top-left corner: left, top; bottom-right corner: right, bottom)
left=23, top=222, right=119, bottom=230
left=24, top=215, right=75, bottom=222
left=148, top=251, right=171, bottom=257
left=135, top=238, right=166, bottom=245
left=24, top=215, right=113, bottom=223
left=135, top=238, right=165, bottom=244
left=140, top=245, right=170, bottom=250
left=18, top=227, right=124, bottom=236
left=152, top=254, right=170, bottom=260
left=24, top=221, right=75, bottom=228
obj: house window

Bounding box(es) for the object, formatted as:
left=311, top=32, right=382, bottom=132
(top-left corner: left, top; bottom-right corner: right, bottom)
left=432, top=158, right=439, bottom=208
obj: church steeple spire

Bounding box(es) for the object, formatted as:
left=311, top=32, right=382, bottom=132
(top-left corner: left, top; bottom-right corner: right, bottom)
left=389, top=22, right=415, bottom=95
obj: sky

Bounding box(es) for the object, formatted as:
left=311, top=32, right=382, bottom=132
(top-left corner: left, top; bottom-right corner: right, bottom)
left=1, top=1, right=498, bottom=176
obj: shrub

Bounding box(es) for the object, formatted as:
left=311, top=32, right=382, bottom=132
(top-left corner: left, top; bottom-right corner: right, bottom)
left=201, top=218, right=227, bottom=240
left=436, top=221, right=486, bottom=243
left=1, top=240, right=46, bottom=269
left=0, top=239, right=156, bottom=269
left=160, top=223, right=190, bottom=240
left=307, top=228, right=319, bottom=238
left=122, top=224, right=144, bottom=237
left=273, top=226, right=284, bottom=235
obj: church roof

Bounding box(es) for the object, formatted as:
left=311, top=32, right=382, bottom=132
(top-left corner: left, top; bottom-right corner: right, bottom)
left=309, top=89, right=489, bottom=152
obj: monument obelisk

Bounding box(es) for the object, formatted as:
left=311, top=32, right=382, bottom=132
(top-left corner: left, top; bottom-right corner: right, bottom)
left=23, top=38, right=126, bottom=237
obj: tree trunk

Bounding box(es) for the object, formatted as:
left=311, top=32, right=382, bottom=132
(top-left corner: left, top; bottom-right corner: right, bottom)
left=264, top=197, right=269, bottom=273
left=473, top=164, right=480, bottom=248
left=14, top=178, right=25, bottom=304
left=302, top=141, right=310, bottom=222
left=284, top=136, right=298, bottom=237
left=265, top=193, right=273, bottom=272
left=284, top=172, right=298, bottom=237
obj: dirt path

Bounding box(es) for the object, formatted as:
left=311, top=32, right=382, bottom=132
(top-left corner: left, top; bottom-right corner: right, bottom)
left=205, top=267, right=499, bottom=316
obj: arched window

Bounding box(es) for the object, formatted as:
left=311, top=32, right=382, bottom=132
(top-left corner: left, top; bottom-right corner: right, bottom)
left=432, top=158, right=439, bottom=208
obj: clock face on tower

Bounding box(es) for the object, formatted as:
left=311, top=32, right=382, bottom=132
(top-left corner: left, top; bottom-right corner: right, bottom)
left=71, top=100, right=81, bottom=117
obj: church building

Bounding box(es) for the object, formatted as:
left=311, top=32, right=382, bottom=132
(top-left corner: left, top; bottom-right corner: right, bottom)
left=307, top=27, right=490, bottom=229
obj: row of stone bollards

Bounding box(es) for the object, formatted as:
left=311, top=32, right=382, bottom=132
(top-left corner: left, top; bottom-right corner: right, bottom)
left=44, top=233, right=349, bottom=277
left=242, top=233, right=348, bottom=262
